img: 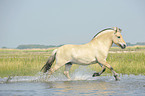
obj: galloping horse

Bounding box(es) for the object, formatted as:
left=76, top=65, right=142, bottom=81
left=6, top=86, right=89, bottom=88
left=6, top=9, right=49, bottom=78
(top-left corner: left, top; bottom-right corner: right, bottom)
left=41, top=27, right=126, bottom=81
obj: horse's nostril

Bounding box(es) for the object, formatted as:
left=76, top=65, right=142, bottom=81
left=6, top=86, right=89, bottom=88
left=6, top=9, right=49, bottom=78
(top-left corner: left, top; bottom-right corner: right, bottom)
left=123, top=44, right=126, bottom=48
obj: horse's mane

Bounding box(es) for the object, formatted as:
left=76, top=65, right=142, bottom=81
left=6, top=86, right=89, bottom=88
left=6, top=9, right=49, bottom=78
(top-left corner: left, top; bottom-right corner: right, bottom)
left=92, top=28, right=114, bottom=39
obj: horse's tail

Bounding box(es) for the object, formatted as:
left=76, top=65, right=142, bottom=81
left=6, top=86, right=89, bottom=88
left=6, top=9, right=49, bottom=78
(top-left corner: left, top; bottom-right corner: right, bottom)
left=40, top=49, right=57, bottom=73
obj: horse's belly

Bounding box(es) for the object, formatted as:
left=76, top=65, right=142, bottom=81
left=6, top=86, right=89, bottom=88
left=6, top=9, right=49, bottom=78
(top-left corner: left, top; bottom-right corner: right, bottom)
left=71, top=58, right=96, bottom=65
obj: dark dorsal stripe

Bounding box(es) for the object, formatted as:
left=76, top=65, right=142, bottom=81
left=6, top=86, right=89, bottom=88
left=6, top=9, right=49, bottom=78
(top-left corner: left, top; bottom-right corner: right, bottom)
left=92, top=28, right=114, bottom=39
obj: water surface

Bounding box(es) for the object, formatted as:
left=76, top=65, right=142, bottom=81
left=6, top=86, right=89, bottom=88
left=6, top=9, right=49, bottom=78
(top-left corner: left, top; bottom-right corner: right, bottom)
left=0, top=68, right=145, bottom=96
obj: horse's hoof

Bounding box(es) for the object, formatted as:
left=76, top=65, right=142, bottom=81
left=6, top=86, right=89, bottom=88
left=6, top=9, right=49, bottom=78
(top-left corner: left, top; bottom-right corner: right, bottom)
left=115, top=77, right=120, bottom=81
left=114, top=75, right=120, bottom=81
left=92, top=73, right=100, bottom=77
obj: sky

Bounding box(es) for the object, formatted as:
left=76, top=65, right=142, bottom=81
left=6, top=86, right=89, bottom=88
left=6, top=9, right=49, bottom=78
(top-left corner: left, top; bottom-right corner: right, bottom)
left=0, top=0, right=145, bottom=48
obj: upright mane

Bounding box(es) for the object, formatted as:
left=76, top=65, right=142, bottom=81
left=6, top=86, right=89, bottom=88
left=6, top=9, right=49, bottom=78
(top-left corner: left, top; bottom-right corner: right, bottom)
left=92, top=28, right=114, bottom=39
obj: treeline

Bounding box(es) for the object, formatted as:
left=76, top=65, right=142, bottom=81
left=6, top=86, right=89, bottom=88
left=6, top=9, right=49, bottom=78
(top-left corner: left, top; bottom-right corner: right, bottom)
left=126, top=42, right=145, bottom=46
left=16, top=44, right=63, bottom=49
left=112, top=42, right=145, bottom=47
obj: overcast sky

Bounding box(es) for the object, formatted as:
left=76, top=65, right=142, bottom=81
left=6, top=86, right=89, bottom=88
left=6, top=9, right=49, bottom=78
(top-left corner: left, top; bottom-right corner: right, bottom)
left=0, top=0, right=145, bottom=48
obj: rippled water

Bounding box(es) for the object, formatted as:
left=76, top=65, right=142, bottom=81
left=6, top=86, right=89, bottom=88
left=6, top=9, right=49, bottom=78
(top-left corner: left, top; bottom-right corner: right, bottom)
left=0, top=67, right=145, bottom=96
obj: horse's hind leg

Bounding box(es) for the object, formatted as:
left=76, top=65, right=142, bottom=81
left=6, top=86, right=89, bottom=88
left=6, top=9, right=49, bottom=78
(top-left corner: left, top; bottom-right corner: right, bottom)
left=47, top=63, right=65, bottom=79
left=64, top=62, right=72, bottom=79
left=93, top=63, right=106, bottom=77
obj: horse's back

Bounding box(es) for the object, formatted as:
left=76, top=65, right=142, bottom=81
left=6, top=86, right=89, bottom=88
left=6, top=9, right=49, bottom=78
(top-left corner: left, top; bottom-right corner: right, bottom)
left=57, top=44, right=79, bottom=56
left=57, top=44, right=90, bottom=54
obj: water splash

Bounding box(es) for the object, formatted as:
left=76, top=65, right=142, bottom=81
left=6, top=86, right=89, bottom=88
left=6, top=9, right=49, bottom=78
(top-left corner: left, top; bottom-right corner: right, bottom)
left=71, top=66, right=96, bottom=80
left=0, top=66, right=100, bottom=83
left=38, top=66, right=97, bottom=82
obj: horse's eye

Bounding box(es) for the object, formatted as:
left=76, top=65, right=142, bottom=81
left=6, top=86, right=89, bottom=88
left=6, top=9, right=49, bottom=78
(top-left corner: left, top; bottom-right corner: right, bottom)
left=117, top=36, right=120, bottom=38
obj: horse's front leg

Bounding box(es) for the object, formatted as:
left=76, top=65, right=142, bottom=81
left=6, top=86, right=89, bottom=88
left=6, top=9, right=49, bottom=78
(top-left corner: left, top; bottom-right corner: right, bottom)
left=110, top=67, right=120, bottom=81
left=105, top=63, right=120, bottom=81
left=96, top=60, right=119, bottom=81
left=93, top=64, right=106, bottom=77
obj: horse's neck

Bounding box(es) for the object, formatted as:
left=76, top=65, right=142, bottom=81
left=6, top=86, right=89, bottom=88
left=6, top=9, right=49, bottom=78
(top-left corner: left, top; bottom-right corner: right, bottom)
left=89, top=31, right=113, bottom=52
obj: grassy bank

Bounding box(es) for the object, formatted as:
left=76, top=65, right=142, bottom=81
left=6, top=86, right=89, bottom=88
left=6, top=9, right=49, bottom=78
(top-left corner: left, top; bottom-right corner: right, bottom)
left=0, top=49, right=54, bottom=77
left=0, top=47, right=145, bottom=77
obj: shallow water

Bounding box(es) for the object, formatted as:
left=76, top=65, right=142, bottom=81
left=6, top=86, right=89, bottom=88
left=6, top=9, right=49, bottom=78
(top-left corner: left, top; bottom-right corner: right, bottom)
left=0, top=67, right=145, bottom=96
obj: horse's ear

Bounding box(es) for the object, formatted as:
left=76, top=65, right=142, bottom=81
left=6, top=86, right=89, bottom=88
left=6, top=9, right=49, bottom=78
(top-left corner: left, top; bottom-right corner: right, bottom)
left=113, top=27, right=118, bottom=33
left=113, top=27, right=121, bottom=33
left=119, top=28, right=122, bottom=32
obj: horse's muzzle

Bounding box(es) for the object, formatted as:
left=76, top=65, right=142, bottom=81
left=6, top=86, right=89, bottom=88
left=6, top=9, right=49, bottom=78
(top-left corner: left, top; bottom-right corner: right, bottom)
left=119, top=44, right=126, bottom=49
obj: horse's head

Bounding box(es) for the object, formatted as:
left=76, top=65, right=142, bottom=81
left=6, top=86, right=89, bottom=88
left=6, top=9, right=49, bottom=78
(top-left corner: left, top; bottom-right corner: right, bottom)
left=112, top=27, right=127, bottom=49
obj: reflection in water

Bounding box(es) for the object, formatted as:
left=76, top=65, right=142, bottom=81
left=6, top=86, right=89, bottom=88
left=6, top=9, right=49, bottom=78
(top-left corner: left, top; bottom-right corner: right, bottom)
left=46, top=81, right=115, bottom=95
left=41, top=75, right=145, bottom=96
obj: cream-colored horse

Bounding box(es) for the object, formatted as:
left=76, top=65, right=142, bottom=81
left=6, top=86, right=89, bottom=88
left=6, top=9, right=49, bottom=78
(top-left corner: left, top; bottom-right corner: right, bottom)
left=41, top=27, right=126, bottom=81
